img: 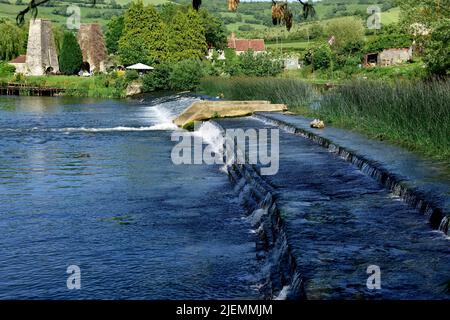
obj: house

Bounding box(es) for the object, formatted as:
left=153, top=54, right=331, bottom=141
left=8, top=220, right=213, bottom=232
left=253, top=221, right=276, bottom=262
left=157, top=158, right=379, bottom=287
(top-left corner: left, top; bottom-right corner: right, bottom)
left=227, top=33, right=266, bottom=55
left=363, top=47, right=413, bottom=67
left=9, top=55, right=27, bottom=74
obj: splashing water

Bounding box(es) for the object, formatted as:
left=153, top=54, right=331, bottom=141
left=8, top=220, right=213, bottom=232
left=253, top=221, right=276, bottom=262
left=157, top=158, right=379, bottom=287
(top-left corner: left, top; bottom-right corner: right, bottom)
left=147, top=105, right=179, bottom=131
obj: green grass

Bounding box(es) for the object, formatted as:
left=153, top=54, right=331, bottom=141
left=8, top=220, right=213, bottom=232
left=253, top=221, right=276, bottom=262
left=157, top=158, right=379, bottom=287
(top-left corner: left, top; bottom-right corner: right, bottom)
left=307, top=80, right=450, bottom=163
left=199, top=76, right=318, bottom=109
left=381, top=7, right=400, bottom=25
left=266, top=40, right=314, bottom=50
left=2, top=74, right=128, bottom=98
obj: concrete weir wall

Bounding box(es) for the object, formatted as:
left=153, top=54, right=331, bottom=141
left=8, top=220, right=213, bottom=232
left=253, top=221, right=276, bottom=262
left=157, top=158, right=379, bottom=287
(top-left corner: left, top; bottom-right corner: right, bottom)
left=227, top=157, right=305, bottom=299
left=253, top=113, right=450, bottom=236
left=173, top=101, right=287, bottom=128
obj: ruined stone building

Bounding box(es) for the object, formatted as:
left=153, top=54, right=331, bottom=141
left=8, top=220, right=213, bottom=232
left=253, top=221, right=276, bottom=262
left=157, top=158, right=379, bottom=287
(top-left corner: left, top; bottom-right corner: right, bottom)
left=77, top=24, right=108, bottom=73
left=363, top=47, right=413, bottom=67
left=25, top=19, right=59, bottom=76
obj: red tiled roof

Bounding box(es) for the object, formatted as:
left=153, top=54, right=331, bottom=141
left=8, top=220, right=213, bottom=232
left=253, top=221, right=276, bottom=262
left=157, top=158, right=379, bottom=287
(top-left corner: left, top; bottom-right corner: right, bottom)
left=9, top=55, right=26, bottom=64
left=228, top=37, right=265, bottom=52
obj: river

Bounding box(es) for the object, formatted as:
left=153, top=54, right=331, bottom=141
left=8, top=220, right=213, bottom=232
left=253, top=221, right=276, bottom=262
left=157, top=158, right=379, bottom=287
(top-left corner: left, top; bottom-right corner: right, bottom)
left=0, top=95, right=260, bottom=299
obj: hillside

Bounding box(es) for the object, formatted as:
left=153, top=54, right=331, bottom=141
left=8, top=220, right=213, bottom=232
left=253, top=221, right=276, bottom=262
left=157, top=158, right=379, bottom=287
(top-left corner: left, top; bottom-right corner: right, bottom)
left=0, top=0, right=399, bottom=29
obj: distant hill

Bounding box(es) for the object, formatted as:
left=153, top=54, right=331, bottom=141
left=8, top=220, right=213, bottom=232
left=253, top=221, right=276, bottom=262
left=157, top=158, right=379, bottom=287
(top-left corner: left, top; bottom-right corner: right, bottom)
left=0, top=0, right=399, bottom=32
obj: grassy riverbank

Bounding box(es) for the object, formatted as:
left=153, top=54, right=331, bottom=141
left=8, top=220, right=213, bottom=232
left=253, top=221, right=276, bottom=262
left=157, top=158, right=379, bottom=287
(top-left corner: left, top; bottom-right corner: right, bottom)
left=0, top=74, right=131, bottom=98
left=200, top=77, right=450, bottom=163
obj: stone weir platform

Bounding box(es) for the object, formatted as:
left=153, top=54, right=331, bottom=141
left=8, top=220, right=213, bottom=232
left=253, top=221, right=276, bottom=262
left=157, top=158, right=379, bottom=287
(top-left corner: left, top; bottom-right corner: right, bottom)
left=173, top=100, right=287, bottom=128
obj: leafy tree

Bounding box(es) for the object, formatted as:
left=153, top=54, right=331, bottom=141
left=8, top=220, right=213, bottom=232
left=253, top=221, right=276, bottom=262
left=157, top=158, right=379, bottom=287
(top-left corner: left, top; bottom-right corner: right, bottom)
left=324, top=17, right=365, bottom=51
left=105, top=15, right=124, bottom=55
left=0, top=19, right=26, bottom=61
left=399, top=0, right=447, bottom=30
left=118, top=1, right=168, bottom=65
left=167, top=9, right=207, bottom=62
left=159, top=2, right=178, bottom=24
left=199, top=8, right=227, bottom=50
left=399, top=1, right=449, bottom=76
left=59, top=32, right=83, bottom=75
left=423, top=18, right=450, bottom=77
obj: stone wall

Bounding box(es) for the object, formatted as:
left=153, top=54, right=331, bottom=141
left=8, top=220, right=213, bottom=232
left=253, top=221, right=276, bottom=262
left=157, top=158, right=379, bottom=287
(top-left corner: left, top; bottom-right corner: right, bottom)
left=379, top=48, right=413, bottom=66
left=25, top=19, right=59, bottom=76
left=77, top=24, right=108, bottom=73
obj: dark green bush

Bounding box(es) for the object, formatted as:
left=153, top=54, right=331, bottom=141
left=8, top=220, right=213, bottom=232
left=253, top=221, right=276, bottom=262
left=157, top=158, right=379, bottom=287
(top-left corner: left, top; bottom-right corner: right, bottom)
left=59, top=32, right=83, bottom=75
left=125, top=70, right=139, bottom=82
left=312, top=45, right=332, bottom=70
left=169, top=59, right=206, bottom=91
left=142, top=63, right=172, bottom=92
left=0, top=62, right=16, bottom=77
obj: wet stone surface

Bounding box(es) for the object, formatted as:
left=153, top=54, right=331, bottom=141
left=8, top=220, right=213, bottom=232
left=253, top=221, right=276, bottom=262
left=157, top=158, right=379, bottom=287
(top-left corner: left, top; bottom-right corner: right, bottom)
left=218, top=117, right=450, bottom=300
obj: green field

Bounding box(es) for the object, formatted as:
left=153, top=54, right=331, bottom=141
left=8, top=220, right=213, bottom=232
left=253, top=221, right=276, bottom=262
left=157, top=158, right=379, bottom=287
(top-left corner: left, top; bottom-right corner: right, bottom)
left=0, top=0, right=400, bottom=33
left=381, top=7, right=400, bottom=25
left=0, top=2, right=124, bottom=26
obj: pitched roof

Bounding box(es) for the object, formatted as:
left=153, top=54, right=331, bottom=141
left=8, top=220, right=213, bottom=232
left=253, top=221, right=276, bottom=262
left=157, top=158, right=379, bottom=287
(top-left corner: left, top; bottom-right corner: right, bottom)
left=126, top=63, right=154, bottom=70
left=10, top=55, right=26, bottom=64
left=228, top=37, right=265, bottom=52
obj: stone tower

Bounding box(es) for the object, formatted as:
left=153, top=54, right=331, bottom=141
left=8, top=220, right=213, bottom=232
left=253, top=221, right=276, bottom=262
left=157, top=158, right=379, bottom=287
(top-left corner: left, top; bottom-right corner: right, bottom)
left=25, top=19, right=59, bottom=76
left=77, top=24, right=108, bottom=73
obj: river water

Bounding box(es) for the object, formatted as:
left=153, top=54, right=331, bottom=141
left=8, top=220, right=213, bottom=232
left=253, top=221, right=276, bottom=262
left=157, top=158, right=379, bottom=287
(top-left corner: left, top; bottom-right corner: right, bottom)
left=0, top=95, right=260, bottom=299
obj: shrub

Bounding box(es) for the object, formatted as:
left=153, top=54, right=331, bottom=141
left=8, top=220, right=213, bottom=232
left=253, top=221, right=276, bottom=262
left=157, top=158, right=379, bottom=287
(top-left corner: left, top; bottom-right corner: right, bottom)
left=312, top=45, right=332, bottom=70
left=237, top=51, right=283, bottom=77
left=125, top=69, right=139, bottom=82
left=142, top=63, right=172, bottom=92
left=169, top=59, right=205, bottom=91
left=0, top=61, right=16, bottom=77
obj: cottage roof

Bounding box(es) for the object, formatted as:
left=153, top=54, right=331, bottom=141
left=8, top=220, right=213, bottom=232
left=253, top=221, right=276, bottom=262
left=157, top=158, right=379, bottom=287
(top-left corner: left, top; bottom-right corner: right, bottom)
left=228, top=36, right=265, bottom=52
left=9, top=55, right=26, bottom=64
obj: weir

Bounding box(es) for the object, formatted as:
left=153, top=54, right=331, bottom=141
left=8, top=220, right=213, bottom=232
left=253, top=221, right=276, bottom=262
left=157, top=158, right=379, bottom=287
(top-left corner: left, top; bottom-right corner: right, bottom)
left=214, top=117, right=450, bottom=299
left=172, top=100, right=287, bottom=128
left=253, top=112, right=450, bottom=236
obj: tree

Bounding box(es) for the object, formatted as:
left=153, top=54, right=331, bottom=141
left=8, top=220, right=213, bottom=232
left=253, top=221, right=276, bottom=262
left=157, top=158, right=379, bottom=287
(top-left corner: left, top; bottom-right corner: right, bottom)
left=105, top=15, right=124, bottom=55
left=399, top=0, right=447, bottom=30
left=324, top=17, right=365, bottom=52
left=118, top=1, right=168, bottom=65
left=423, top=18, right=450, bottom=77
left=0, top=19, right=26, bottom=61
left=199, top=8, right=227, bottom=50
left=399, top=1, right=449, bottom=76
left=59, top=32, right=83, bottom=75
left=167, top=8, right=207, bottom=62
